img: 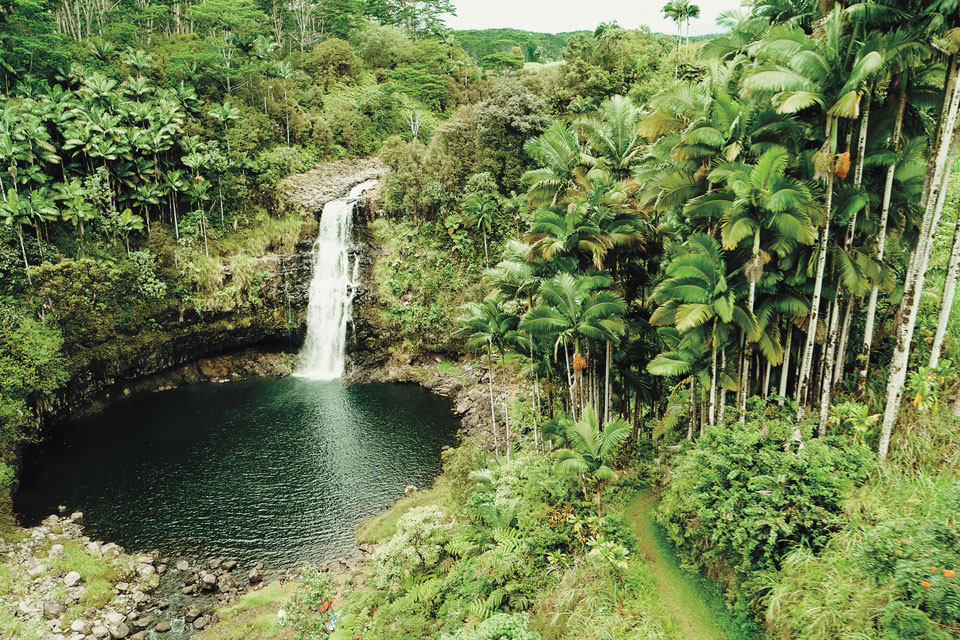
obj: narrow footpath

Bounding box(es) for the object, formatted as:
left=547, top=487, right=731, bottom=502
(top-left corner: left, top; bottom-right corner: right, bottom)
left=627, top=492, right=740, bottom=640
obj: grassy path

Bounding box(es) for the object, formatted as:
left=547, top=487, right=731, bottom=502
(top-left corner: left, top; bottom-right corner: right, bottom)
left=627, top=492, right=742, bottom=640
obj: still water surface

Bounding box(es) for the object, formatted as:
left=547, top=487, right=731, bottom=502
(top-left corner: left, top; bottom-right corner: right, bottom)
left=15, top=378, right=459, bottom=565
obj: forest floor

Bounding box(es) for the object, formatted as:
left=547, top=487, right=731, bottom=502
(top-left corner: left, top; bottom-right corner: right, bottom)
left=627, top=492, right=732, bottom=640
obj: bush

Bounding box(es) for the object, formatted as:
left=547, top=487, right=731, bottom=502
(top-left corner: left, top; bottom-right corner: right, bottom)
left=442, top=613, right=540, bottom=640
left=656, top=421, right=874, bottom=576
left=370, top=506, right=450, bottom=589
left=253, top=146, right=312, bottom=186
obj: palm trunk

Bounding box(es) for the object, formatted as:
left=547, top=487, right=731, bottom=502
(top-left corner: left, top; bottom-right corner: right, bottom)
left=878, top=65, right=960, bottom=462
left=834, top=297, right=855, bottom=386
left=687, top=377, right=695, bottom=440
left=563, top=337, right=576, bottom=421
left=501, top=352, right=511, bottom=461
left=818, top=291, right=843, bottom=435
left=709, top=326, right=717, bottom=426
left=796, top=168, right=835, bottom=421
left=17, top=226, right=30, bottom=284
left=482, top=228, right=489, bottom=266
left=778, top=322, right=793, bottom=404
left=763, top=359, right=772, bottom=398
left=486, top=339, right=499, bottom=456
left=34, top=225, right=44, bottom=262
left=604, top=340, right=611, bottom=425
left=859, top=84, right=907, bottom=394
left=718, top=347, right=726, bottom=424
left=930, top=208, right=960, bottom=368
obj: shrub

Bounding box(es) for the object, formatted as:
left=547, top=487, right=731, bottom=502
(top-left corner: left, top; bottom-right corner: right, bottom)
left=656, top=421, right=873, bottom=576
left=442, top=613, right=540, bottom=640
left=371, top=506, right=449, bottom=589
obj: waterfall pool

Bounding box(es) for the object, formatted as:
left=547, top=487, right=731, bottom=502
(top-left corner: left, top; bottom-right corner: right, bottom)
left=14, top=378, right=459, bottom=566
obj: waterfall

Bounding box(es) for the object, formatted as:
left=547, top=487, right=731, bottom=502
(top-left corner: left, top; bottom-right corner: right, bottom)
left=296, top=180, right=377, bottom=380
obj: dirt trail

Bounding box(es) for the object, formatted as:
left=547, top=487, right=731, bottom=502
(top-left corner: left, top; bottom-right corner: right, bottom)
left=627, top=492, right=729, bottom=640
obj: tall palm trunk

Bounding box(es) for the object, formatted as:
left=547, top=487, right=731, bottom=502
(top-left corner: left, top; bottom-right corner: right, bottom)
left=717, top=348, right=726, bottom=423
left=16, top=226, right=30, bottom=284
left=818, top=290, right=842, bottom=435
left=778, top=322, right=793, bottom=404
left=878, top=63, right=960, bottom=461
left=859, top=84, right=907, bottom=394
left=740, top=229, right=761, bottom=422
left=796, top=116, right=837, bottom=423
left=486, top=339, right=499, bottom=456
left=500, top=349, right=511, bottom=461
left=835, top=297, right=855, bottom=386
left=708, top=323, right=717, bottom=426
left=603, top=340, right=612, bottom=424
left=930, top=210, right=960, bottom=368
left=687, top=377, right=696, bottom=440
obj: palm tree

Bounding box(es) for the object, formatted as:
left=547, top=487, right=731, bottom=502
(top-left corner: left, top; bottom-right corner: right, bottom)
left=661, top=0, right=686, bottom=78
left=553, top=405, right=630, bottom=516
left=648, top=233, right=759, bottom=427
left=520, top=273, right=626, bottom=421
left=0, top=191, right=35, bottom=280
left=117, top=208, right=144, bottom=254
left=522, top=122, right=595, bottom=207
left=463, top=193, right=497, bottom=265
left=456, top=298, right=519, bottom=458
left=209, top=101, right=240, bottom=153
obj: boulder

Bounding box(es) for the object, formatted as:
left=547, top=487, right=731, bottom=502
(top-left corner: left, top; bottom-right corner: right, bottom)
left=91, top=625, right=110, bottom=639
left=48, top=544, right=65, bottom=558
left=180, top=585, right=196, bottom=595
left=136, top=556, right=154, bottom=565
left=193, top=616, right=209, bottom=630
left=208, top=558, right=222, bottom=570
left=183, top=605, right=202, bottom=623
left=175, top=560, right=189, bottom=572
left=155, top=621, right=171, bottom=633
left=115, top=582, right=129, bottom=593
left=42, top=600, right=66, bottom=620
left=64, top=571, right=82, bottom=587
left=106, top=621, right=130, bottom=639
left=132, top=615, right=153, bottom=628
left=221, top=560, right=237, bottom=572
left=157, top=564, right=167, bottom=575
left=248, top=567, right=263, bottom=584
left=70, top=619, right=91, bottom=634
left=217, top=573, right=238, bottom=592
left=85, top=542, right=102, bottom=556
left=199, top=571, right=217, bottom=590
left=136, top=563, right=155, bottom=578
left=103, top=611, right=125, bottom=625
left=70, top=512, right=83, bottom=521
left=157, top=601, right=168, bottom=610
left=404, top=485, right=418, bottom=495
left=131, top=632, right=147, bottom=640
left=27, top=561, right=45, bottom=578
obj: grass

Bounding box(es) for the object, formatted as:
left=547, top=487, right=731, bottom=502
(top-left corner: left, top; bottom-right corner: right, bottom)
left=355, top=475, right=456, bottom=544
left=436, top=359, right=463, bottom=377
left=626, top=492, right=763, bottom=640
left=196, top=580, right=296, bottom=640
left=47, top=541, right=124, bottom=608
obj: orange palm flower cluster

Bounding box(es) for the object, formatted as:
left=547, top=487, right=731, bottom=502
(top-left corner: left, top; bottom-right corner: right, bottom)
left=944, top=569, right=957, bottom=578
left=835, top=152, right=851, bottom=179
left=931, top=567, right=938, bottom=572
left=921, top=580, right=933, bottom=588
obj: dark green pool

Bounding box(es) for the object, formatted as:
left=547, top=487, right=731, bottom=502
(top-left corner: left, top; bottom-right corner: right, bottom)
left=14, top=379, right=459, bottom=566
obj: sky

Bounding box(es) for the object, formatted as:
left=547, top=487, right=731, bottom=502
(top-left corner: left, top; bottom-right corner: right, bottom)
left=443, top=0, right=744, bottom=36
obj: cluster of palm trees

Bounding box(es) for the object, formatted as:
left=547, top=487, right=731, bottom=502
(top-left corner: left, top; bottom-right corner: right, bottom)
left=642, top=0, right=960, bottom=460
left=0, top=53, right=245, bottom=277
left=461, top=0, right=960, bottom=465
left=457, top=96, right=650, bottom=460
left=661, top=0, right=701, bottom=77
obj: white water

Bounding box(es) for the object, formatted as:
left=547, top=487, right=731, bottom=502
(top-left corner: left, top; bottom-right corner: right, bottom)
left=296, top=180, right=377, bottom=380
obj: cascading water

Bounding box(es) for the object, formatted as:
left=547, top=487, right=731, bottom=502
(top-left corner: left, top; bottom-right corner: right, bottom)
left=296, top=179, right=377, bottom=380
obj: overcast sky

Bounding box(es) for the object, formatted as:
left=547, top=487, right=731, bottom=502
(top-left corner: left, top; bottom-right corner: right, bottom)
left=444, top=0, right=744, bottom=35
